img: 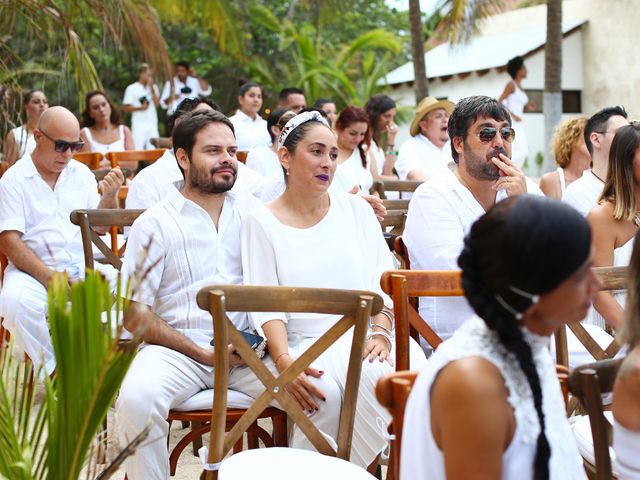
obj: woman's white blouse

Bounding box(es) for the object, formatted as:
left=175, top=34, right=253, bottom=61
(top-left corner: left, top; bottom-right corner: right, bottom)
left=241, top=191, right=394, bottom=337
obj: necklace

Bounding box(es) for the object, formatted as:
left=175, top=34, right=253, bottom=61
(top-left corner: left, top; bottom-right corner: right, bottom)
left=591, top=170, right=605, bottom=183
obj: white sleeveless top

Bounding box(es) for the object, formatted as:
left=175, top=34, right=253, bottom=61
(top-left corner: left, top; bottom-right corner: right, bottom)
left=82, top=126, right=125, bottom=164
left=11, top=125, right=36, bottom=159
left=336, top=148, right=373, bottom=193
left=557, top=167, right=567, bottom=195
left=503, top=81, right=529, bottom=119
left=400, top=316, right=586, bottom=480
left=614, top=420, right=640, bottom=479
left=586, top=235, right=635, bottom=329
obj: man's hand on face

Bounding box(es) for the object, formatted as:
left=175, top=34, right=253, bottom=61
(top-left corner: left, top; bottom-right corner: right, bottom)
left=491, top=153, right=527, bottom=196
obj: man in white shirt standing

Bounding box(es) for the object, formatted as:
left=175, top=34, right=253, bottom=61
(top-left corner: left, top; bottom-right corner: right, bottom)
left=0, top=106, right=124, bottom=373
left=117, top=110, right=339, bottom=479
left=160, top=60, right=212, bottom=115
left=562, top=106, right=629, bottom=216
left=396, top=96, right=455, bottom=181
left=122, top=63, right=160, bottom=150
left=403, top=96, right=540, bottom=344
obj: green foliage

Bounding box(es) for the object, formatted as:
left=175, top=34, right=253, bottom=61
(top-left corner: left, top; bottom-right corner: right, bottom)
left=0, top=271, right=141, bottom=480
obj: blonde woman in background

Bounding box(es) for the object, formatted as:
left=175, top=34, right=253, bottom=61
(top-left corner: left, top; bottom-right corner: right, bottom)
left=540, top=117, right=591, bottom=199
left=3, top=90, right=48, bottom=165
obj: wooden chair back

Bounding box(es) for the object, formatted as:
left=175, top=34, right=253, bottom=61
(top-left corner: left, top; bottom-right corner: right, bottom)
left=373, top=180, right=422, bottom=200
left=375, top=371, right=417, bottom=480
left=73, top=152, right=103, bottom=170
left=381, top=270, right=461, bottom=370
left=382, top=199, right=409, bottom=211
left=568, top=358, right=623, bottom=479
left=554, top=266, right=627, bottom=368
left=393, top=235, right=410, bottom=269
left=69, top=209, right=144, bottom=270
left=236, top=151, right=248, bottom=164
left=105, top=149, right=165, bottom=171
left=381, top=210, right=407, bottom=237
left=196, top=285, right=383, bottom=479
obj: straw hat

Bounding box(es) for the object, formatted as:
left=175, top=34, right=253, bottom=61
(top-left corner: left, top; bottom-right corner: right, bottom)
left=409, top=97, right=455, bottom=137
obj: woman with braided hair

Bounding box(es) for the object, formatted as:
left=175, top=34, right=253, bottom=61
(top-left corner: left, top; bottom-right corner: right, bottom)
left=401, top=194, right=597, bottom=480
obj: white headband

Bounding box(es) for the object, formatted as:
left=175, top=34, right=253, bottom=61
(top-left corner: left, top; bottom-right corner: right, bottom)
left=277, top=111, right=329, bottom=149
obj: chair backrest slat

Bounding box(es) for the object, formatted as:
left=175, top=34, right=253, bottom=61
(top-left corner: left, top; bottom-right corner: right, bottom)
left=373, top=180, right=423, bottom=199
left=105, top=149, right=165, bottom=165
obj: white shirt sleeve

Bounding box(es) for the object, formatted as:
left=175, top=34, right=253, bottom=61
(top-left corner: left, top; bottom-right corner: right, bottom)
left=396, top=140, right=419, bottom=180
left=160, top=80, right=172, bottom=110
left=0, top=177, right=25, bottom=234
left=240, top=210, right=287, bottom=329
left=122, top=84, right=136, bottom=106
left=121, top=213, right=165, bottom=306
left=403, top=185, right=465, bottom=271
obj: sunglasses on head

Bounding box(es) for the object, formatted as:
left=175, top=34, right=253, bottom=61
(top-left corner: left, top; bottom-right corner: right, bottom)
left=39, top=129, right=85, bottom=153
left=476, top=127, right=516, bottom=143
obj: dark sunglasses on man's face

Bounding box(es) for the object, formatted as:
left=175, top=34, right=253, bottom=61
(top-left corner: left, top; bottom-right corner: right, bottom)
left=39, top=129, right=85, bottom=153
left=477, top=127, right=516, bottom=143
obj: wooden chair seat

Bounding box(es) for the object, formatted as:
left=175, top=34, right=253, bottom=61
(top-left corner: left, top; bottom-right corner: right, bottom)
left=373, top=180, right=423, bottom=200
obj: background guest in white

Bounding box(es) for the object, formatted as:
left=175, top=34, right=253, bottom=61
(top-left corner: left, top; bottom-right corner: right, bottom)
left=160, top=60, right=212, bottom=115
left=3, top=89, right=48, bottom=165
left=122, top=63, right=160, bottom=150
left=229, top=81, right=271, bottom=151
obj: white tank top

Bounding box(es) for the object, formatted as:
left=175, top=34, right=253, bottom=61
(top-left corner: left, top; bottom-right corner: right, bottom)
left=557, top=167, right=566, bottom=195
left=11, top=125, right=36, bottom=159
left=400, top=316, right=586, bottom=480
left=503, top=81, right=529, bottom=119
left=83, top=125, right=125, bottom=154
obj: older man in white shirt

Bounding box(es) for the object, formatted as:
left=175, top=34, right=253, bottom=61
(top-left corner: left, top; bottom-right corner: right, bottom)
left=404, top=96, right=542, bottom=344
left=117, top=110, right=340, bottom=479
left=396, top=97, right=455, bottom=181
left=0, top=106, right=124, bottom=373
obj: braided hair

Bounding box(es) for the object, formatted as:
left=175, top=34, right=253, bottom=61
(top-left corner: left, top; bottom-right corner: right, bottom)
left=457, top=195, right=591, bottom=480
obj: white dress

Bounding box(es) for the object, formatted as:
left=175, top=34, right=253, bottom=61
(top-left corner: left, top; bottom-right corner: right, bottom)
left=82, top=126, right=126, bottom=167
left=241, top=191, right=427, bottom=467
left=336, top=148, right=373, bottom=194
left=502, top=81, right=529, bottom=167
left=557, top=167, right=567, bottom=196
left=400, top=316, right=586, bottom=480
left=614, top=420, right=640, bottom=479
left=10, top=125, right=36, bottom=160
left=585, top=235, right=634, bottom=329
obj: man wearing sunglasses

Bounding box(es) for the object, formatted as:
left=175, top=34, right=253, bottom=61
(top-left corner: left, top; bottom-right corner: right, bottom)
left=0, top=106, right=125, bottom=374
left=403, top=96, right=542, bottom=348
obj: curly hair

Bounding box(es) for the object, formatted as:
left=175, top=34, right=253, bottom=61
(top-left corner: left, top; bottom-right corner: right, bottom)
left=458, top=195, right=591, bottom=480
left=550, top=117, right=587, bottom=169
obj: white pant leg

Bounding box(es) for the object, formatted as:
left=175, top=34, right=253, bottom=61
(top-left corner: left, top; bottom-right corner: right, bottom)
left=0, top=266, right=53, bottom=373
left=115, top=345, right=213, bottom=480
left=131, top=124, right=159, bottom=150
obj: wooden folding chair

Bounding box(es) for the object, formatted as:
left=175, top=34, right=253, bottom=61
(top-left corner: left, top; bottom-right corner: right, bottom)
left=236, top=151, right=248, bottom=164
left=555, top=266, right=627, bottom=369
left=73, top=152, right=103, bottom=170
left=381, top=211, right=407, bottom=253
left=568, top=358, right=623, bottom=480
left=382, top=199, right=409, bottom=211
left=373, top=180, right=422, bottom=200
left=196, top=285, right=383, bottom=479
left=393, top=235, right=410, bottom=269
left=380, top=270, right=459, bottom=370
left=105, top=148, right=165, bottom=172
left=375, top=371, right=417, bottom=480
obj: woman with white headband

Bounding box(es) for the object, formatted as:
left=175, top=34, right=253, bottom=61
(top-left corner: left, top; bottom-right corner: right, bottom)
left=241, top=111, right=427, bottom=470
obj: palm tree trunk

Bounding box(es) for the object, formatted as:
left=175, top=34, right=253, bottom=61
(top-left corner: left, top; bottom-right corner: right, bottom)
left=409, top=0, right=429, bottom=102
left=543, top=0, right=562, bottom=173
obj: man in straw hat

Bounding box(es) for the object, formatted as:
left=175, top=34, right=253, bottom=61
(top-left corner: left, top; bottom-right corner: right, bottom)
left=396, top=96, right=455, bottom=181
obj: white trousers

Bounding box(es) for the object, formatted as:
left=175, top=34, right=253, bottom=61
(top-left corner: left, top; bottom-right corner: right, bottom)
left=131, top=123, right=159, bottom=150
left=288, top=331, right=428, bottom=468
left=116, top=344, right=342, bottom=480
left=0, top=263, right=117, bottom=374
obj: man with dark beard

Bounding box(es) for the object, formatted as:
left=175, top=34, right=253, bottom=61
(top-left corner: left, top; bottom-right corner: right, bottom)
left=115, top=110, right=267, bottom=479
left=403, top=96, right=542, bottom=347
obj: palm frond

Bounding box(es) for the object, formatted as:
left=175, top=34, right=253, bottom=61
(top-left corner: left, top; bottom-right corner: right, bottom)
left=435, top=0, right=512, bottom=44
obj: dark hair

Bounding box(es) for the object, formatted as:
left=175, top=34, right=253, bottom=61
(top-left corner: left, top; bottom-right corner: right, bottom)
left=312, top=98, right=334, bottom=110
left=600, top=122, right=640, bottom=221
left=335, top=106, right=371, bottom=168
left=175, top=61, right=190, bottom=70
left=239, top=82, right=261, bottom=97
left=23, top=89, right=44, bottom=105
left=172, top=110, right=235, bottom=178
left=168, top=97, right=221, bottom=135
left=448, top=96, right=511, bottom=163
left=267, top=108, right=290, bottom=142
left=458, top=195, right=591, bottom=480
left=583, top=106, right=628, bottom=157
left=278, top=87, right=304, bottom=102
left=506, top=56, right=525, bottom=79
left=81, top=90, right=121, bottom=128
left=365, top=94, right=396, bottom=146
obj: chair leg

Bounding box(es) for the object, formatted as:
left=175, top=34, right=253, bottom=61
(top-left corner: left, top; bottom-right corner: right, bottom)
left=272, top=413, right=288, bottom=447
left=191, top=421, right=204, bottom=456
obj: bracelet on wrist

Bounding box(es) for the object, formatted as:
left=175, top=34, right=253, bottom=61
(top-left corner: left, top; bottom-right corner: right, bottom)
left=386, top=150, right=398, bottom=156
left=367, top=331, right=392, bottom=351
left=370, top=322, right=392, bottom=335
left=274, top=352, right=290, bottom=366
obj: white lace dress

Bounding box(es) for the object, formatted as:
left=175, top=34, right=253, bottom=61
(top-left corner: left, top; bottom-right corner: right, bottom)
left=400, top=316, right=586, bottom=480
